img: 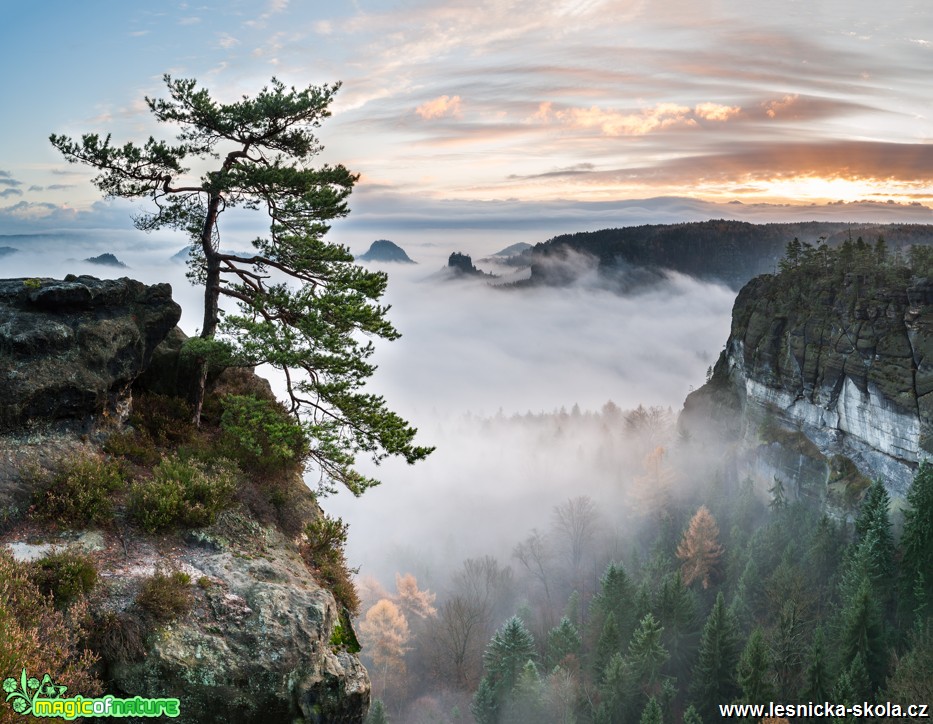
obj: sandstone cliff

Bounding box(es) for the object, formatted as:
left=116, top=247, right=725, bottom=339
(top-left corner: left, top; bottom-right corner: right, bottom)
left=0, top=276, right=370, bottom=723
left=681, top=252, right=933, bottom=505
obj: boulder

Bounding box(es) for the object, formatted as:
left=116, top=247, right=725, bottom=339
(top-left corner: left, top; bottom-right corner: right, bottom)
left=0, top=276, right=181, bottom=430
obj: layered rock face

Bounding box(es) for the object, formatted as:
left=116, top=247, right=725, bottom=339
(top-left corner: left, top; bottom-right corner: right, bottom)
left=682, top=270, right=933, bottom=499
left=0, top=275, right=181, bottom=430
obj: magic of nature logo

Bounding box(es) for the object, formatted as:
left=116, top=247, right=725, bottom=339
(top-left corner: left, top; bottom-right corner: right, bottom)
left=3, top=668, right=180, bottom=719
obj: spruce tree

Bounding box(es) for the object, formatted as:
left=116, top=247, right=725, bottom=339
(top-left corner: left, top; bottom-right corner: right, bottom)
left=639, top=696, right=663, bottom=724
left=838, top=576, right=886, bottom=691
left=472, top=616, right=537, bottom=722
left=546, top=616, right=582, bottom=671
left=690, top=592, right=740, bottom=719
left=736, top=627, right=774, bottom=706
left=901, top=462, right=933, bottom=622
left=802, top=627, right=832, bottom=703
left=593, top=611, right=622, bottom=683
left=682, top=704, right=703, bottom=724
left=626, top=613, right=668, bottom=694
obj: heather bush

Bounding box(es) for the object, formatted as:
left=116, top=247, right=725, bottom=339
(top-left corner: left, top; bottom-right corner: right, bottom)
left=0, top=552, right=100, bottom=721
left=30, top=549, right=98, bottom=608
left=129, top=455, right=238, bottom=533
left=32, top=455, right=126, bottom=527
left=301, top=515, right=360, bottom=616
left=135, top=569, right=193, bottom=622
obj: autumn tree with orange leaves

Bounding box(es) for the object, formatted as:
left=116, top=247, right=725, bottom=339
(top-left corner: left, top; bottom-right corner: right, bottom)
left=359, top=599, right=411, bottom=699
left=676, top=505, right=724, bottom=589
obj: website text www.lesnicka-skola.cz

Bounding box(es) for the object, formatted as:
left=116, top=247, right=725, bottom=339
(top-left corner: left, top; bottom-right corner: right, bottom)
left=719, top=701, right=930, bottom=719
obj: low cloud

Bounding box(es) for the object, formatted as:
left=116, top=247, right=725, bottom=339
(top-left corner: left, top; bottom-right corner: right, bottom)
left=416, top=95, right=463, bottom=120
left=694, top=102, right=741, bottom=121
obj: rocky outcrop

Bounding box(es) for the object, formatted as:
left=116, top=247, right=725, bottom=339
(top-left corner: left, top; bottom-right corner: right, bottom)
left=682, top=269, right=933, bottom=501
left=0, top=276, right=180, bottom=430
left=107, top=508, right=370, bottom=723
left=0, top=275, right=371, bottom=722
left=356, top=240, right=416, bottom=264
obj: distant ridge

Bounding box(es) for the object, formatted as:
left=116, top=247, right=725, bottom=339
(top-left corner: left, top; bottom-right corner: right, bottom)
left=356, top=239, right=415, bottom=263
left=489, top=242, right=532, bottom=257
left=0, top=246, right=18, bottom=257
left=84, top=253, right=129, bottom=268
left=515, top=220, right=933, bottom=290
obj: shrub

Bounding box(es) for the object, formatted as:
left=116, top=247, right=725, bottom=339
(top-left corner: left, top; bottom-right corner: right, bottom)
left=0, top=551, right=101, bottom=710
left=301, top=515, right=360, bottom=616
left=129, top=455, right=238, bottom=533
left=129, top=393, right=197, bottom=447
left=87, top=611, right=148, bottom=666
left=30, top=549, right=98, bottom=608
left=32, top=455, right=126, bottom=527
left=135, top=569, right=193, bottom=622
left=103, top=429, right=161, bottom=467
left=219, top=395, right=309, bottom=477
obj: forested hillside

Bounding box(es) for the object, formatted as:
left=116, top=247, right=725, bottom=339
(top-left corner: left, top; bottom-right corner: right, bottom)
left=515, top=221, right=933, bottom=289
left=359, top=403, right=933, bottom=723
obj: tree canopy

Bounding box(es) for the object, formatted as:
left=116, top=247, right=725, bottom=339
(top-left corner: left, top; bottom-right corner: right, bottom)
left=50, top=74, right=432, bottom=494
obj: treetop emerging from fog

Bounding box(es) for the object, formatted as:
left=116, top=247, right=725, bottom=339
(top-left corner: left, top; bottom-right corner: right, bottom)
left=49, top=75, right=432, bottom=495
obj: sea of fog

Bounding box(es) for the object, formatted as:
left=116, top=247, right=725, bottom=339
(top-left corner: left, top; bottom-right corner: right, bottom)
left=1, top=230, right=735, bottom=587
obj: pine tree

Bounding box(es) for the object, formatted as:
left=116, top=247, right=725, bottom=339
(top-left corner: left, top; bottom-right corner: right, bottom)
left=676, top=506, right=724, bottom=589
left=736, top=627, right=774, bottom=706
left=690, top=592, right=740, bottom=719
left=50, top=75, right=432, bottom=494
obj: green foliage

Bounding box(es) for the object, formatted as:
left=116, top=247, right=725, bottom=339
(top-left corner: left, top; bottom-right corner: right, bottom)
left=30, top=549, right=98, bottom=608
left=23, top=278, right=41, bottom=289
left=802, top=627, right=832, bottom=702
left=219, top=394, right=309, bottom=477
left=135, top=569, right=193, bottom=622
left=901, top=462, right=933, bottom=624
left=32, top=455, right=126, bottom=527
left=301, top=515, right=360, bottom=615
left=546, top=617, right=581, bottom=670
left=330, top=608, right=362, bottom=654
left=51, top=74, right=433, bottom=495
left=690, top=592, right=740, bottom=719
left=129, top=454, right=238, bottom=533
left=639, top=696, right=663, bottom=724
left=473, top=616, right=537, bottom=723
left=736, top=627, right=774, bottom=707
left=626, top=613, right=668, bottom=691
left=365, top=699, right=389, bottom=724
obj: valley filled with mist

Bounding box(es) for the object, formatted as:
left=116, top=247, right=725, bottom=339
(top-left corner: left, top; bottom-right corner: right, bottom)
left=5, top=226, right=933, bottom=723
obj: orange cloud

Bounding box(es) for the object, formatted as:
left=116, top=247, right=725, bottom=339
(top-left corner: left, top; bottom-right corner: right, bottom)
left=764, top=94, right=799, bottom=119
left=694, top=102, right=741, bottom=121
left=545, top=102, right=692, bottom=136
left=416, top=95, right=462, bottom=120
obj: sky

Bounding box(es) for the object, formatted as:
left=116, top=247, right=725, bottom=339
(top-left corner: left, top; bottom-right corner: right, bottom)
left=2, top=0, right=933, bottom=249
left=3, top=0, right=932, bottom=588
